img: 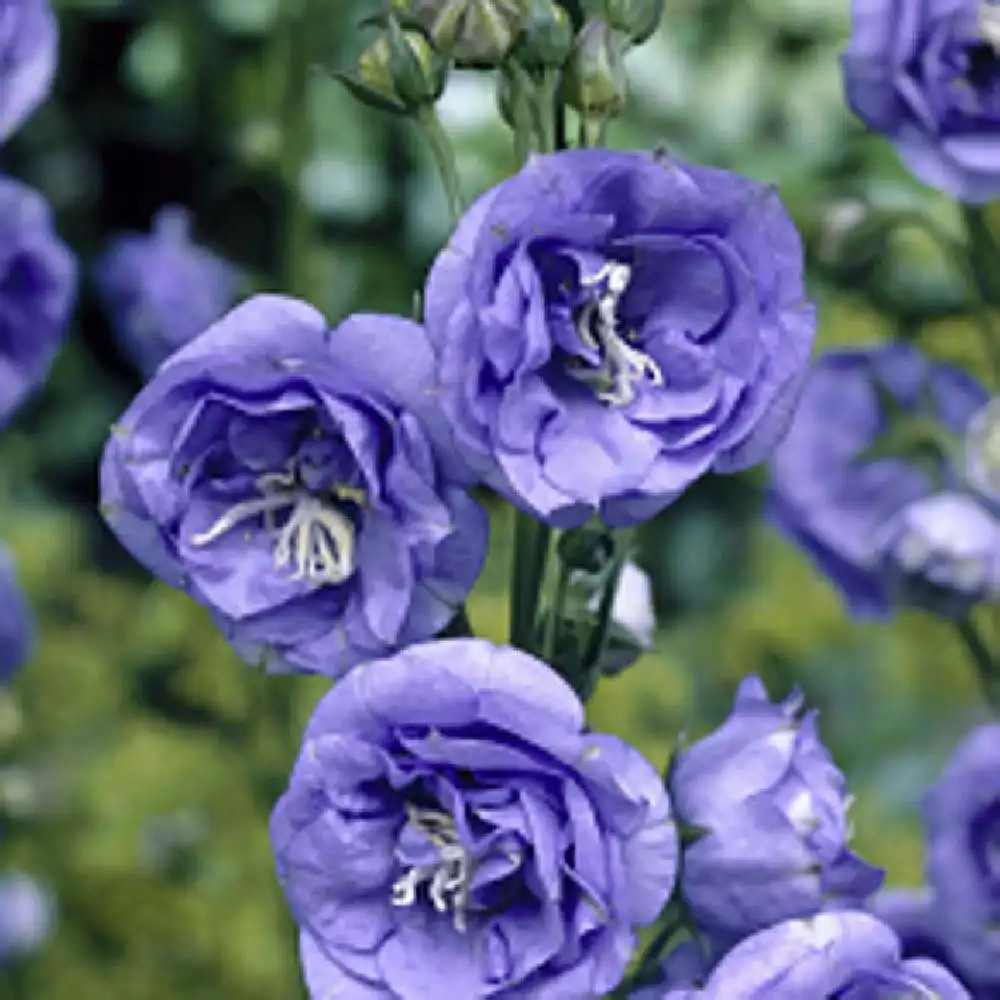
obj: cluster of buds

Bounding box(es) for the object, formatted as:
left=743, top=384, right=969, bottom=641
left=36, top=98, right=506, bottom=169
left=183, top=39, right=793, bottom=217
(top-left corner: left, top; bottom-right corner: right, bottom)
left=337, top=0, right=666, bottom=127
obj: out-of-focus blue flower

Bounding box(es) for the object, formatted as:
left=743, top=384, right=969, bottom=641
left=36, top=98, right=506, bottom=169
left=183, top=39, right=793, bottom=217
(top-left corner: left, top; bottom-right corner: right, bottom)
left=653, top=912, right=970, bottom=999
left=0, top=544, right=32, bottom=683
left=869, top=887, right=955, bottom=966
left=94, top=206, right=241, bottom=375
left=423, top=149, right=816, bottom=528
left=926, top=725, right=1000, bottom=988
left=875, top=491, right=1000, bottom=617
left=0, top=872, right=54, bottom=963
left=0, top=0, right=57, bottom=144
left=768, top=345, right=988, bottom=618
left=99, top=295, right=488, bottom=678
left=0, top=174, right=76, bottom=428
left=843, top=0, right=1000, bottom=203
left=270, top=638, right=679, bottom=999
left=669, top=676, right=882, bottom=945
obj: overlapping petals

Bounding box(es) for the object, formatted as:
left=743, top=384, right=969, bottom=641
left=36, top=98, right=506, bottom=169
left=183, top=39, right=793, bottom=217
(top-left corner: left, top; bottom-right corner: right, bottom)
left=270, top=639, right=679, bottom=999
left=99, top=295, right=487, bottom=677
left=424, top=149, right=815, bottom=527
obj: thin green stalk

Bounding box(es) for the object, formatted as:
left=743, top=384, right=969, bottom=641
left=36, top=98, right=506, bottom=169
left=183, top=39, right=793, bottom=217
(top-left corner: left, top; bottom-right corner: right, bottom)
left=416, top=105, right=464, bottom=224
left=509, top=511, right=552, bottom=653
left=535, top=69, right=560, bottom=154
left=956, top=617, right=1000, bottom=712
left=542, top=554, right=571, bottom=664
left=883, top=210, right=1000, bottom=384
left=582, top=530, right=631, bottom=671
left=278, top=0, right=318, bottom=300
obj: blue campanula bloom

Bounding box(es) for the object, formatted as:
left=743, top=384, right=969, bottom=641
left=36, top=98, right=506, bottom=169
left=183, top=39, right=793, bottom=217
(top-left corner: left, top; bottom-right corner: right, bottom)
left=423, top=149, right=816, bottom=528
left=768, top=345, right=989, bottom=619
left=94, top=206, right=241, bottom=375
left=669, top=676, right=882, bottom=945
left=629, top=942, right=713, bottom=999
left=925, top=725, right=1000, bottom=990
left=0, top=872, right=54, bottom=964
left=99, top=295, right=488, bottom=678
left=653, top=912, right=970, bottom=999
left=874, top=491, right=1000, bottom=616
left=0, top=0, right=57, bottom=144
left=0, top=544, right=32, bottom=683
left=843, top=0, right=1000, bottom=203
left=0, top=174, right=76, bottom=428
left=270, top=638, right=679, bottom=999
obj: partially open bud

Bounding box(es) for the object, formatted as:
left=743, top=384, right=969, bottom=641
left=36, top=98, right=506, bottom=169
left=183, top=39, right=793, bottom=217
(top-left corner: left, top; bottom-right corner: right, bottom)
left=564, top=18, right=627, bottom=122
left=605, top=0, right=664, bottom=45
left=340, top=20, right=447, bottom=115
left=513, top=0, right=574, bottom=71
left=392, top=0, right=528, bottom=67
left=965, top=397, right=1000, bottom=502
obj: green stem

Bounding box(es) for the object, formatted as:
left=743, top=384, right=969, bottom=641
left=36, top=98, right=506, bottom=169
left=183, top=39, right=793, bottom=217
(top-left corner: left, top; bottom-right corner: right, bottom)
left=956, top=617, right=1000, bottom=712
left=509, top=511, right=552, bottom=653
left=535, top=69, right=560, bottom=154
left=278, top=0, right=317, bottom=300
left=883, top=210, right=1000, bottom=384
left=542, top=553, right=571, bottom=664
left=416, top=105, right=464, bottom=224
left=582, top=530, right=631, bottom=672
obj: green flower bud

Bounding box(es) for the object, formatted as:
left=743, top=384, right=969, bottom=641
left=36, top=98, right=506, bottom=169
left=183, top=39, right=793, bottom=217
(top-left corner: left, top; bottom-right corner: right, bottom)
left=392, top=0, right=529, bottom=67
left=604, top=0, right=664, bottom=45
left=341, top=21, right=447, bottom=115
left=564, top=18, right=627, bottom=121
left=513, top=0, right=574, bottom=71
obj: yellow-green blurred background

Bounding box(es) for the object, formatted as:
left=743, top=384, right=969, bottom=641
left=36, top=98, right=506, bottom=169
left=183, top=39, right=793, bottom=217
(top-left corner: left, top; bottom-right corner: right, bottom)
left=2, top=0, right=999, bottom=996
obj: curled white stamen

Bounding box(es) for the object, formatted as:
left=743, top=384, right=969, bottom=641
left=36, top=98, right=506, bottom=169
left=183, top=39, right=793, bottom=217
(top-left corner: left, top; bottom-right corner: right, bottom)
left=981, top=0, right=1000, bottom=51
left=190, top=467, right=357, bottom=587
left=575, top=262, right=663, bottom=407
left=391, top=805, right=474, bottom=933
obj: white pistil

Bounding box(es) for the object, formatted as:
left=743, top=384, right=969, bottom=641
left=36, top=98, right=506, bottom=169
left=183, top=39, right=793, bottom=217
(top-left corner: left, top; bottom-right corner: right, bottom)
left=981, top=0, right=1000, bottom=52
left=576, top=262, right=663, bottom=407
left=391, top=805, right=474, bottom=933
left=190, top=467, right=357, bottom=587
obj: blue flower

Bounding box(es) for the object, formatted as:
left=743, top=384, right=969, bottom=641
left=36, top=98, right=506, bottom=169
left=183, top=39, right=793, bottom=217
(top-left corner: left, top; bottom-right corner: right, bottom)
left=94, top=206, right=241, bottom=375
left=0, top=872, right=54, bottom=964
left=99, top=295, right=488, bottom=678
left=670, top=676, right=882, bottom=944
left=925, top=725, right=1000, bottom=989
left=654, top=912, right=970, bottom=999
left=875, top=491, right=1000, bottom=617
left=0, top=0, right=57, bottom=144
left=0, top=544, right=32, bottom=683
left=270, top=638, right=679, bottom=999
left=423, top=149, right=815, bottom=528
left=0, top=174, right=76, bottom=428
left=768, top=344, right=989, bottom=618
left=843, top=0, right=1000, bottom=203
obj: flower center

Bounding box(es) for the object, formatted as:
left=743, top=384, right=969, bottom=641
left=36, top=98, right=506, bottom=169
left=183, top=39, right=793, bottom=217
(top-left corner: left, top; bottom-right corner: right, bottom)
left=189, top=465, right=359, bottom=588
left=571, top=261, right=662, bottom=407
left=391, top=805, right=474, bottom=932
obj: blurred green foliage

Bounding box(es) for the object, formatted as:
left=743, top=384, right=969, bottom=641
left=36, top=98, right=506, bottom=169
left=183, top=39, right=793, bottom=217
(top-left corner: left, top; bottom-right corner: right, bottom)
left=2, top=0, right=999, bottom=997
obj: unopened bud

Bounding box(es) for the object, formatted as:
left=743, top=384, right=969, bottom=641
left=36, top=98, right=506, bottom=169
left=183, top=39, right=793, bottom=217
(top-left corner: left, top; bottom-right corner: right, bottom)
left=605, top=0, right=664, bottom=45
left=513, top=0, right=574, bottom=71
left=341, top=21, right=447, bottom=115
left=564, top=19, right=627, bottom=121
left=393, top=0, right=528, bottom=67
left=816, top=199, right=885, bottom=276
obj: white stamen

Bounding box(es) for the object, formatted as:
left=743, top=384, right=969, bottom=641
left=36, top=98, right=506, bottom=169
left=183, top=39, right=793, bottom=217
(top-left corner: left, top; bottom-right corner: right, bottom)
left=391, top=805, right=474, bottom=933
left=190, top=466, right=357, bottom=588
left=575, top=262, right=663, bottom=407
left=786, top=789, right=819, bottom=835
left=981, top=0, right=1000, bottom=52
